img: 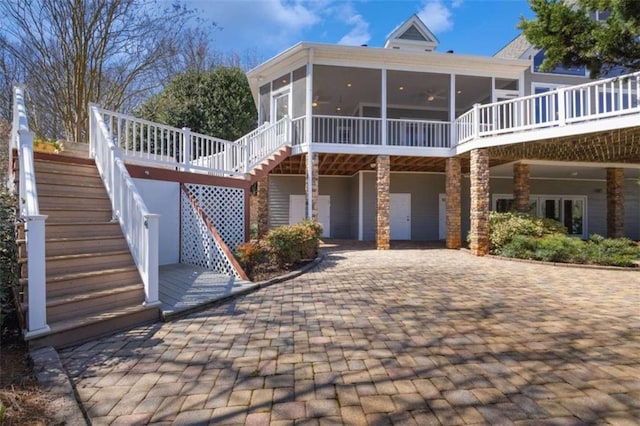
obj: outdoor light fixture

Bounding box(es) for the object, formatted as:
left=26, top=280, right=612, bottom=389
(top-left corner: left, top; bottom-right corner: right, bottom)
left=312, top=101, right=318, bottom=107
left=427, top=94, right=435, bottom=101
left=347, top=83, right=352, bottom=87
left=399, top=86, right=404, bottom=91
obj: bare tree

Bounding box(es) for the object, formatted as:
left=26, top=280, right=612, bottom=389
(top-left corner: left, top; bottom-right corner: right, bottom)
left=0, top=0, right=195, bottom=143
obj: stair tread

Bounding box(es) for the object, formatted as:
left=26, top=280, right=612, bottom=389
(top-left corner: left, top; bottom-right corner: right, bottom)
left=47, top=304, right=153, bottom=335
left=46, top=266, right=138, bottom=283
left=42, top=207, right=112, bottom=212
left=35, top=167, right=100, bottom=177
left=18, top=234, right=123, bottom=244
left=47, top=283, right=143, bottom=307
left=47, top=221, right=120, bottom=226
left=37, top=181, right=104, bottom=189
left=39, top=193, right=109, bottom=200
left=19, top=250, right=131, bottom=264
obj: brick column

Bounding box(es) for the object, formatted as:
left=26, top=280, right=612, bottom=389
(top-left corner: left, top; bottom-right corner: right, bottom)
left=606, top=168, right=624, bottom=238
left=445, top=157, right=461, bottom=249
left=376, top=155, right=390, bottom=250
left=256, top=176, right=269, bottom=238
left=513, top=162, right=530, bottom=213
left=469, top=149, right=490, bottom=256
left=305, top=153, right=319, bottom=221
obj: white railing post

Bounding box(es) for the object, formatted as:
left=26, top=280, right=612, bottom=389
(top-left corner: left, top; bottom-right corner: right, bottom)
left=244, top=141, right=250, bottom=174
left=557, top=88, right=566, bottom=126
left=24, top=215, right=49, bottom=338
left=472, top=103, right=480, bottom=138
left=143, top=214, right=160, bottom=306
left=450, top=121, right=457, bottom=147
left=182, top=127, right=191, bottom=171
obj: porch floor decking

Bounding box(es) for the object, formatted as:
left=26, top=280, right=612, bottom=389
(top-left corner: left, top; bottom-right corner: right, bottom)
left=159, top=263, right=253, bottom=319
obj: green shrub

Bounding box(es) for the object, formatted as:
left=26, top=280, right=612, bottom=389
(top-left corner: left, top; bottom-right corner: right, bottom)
left=532, top=234, right=585, bottom=263
left=264, top=220, right=322, bottom=268
left=500, top=234, right=538, bottom=259
left=584, top=234, right=640, bottom=267
left=489, top=212, right=566, bottom=254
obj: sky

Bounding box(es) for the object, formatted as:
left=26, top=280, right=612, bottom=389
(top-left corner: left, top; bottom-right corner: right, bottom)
left=187, top=0, right=535, bottom=64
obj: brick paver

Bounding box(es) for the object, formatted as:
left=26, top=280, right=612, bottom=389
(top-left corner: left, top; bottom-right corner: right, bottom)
left=60, top=245, right=640, bottom=424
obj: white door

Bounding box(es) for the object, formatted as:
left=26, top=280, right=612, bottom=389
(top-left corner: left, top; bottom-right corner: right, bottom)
left=438, top=193, right=446, bottom=240
left=390, top=193, right=411, bottom=240
left=289, top=194, right=330, bottom=238
left=317, top=195, right=330, bottom=238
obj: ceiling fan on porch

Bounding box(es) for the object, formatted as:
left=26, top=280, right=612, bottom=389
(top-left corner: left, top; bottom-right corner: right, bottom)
left=424, top=89, right=446, bottom=102
left=312, top=94, right=331, bottom=107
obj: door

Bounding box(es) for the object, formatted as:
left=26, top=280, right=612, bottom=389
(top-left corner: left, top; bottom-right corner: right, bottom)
left=273, top=91, right=290, bottom=122
left=438, top=193, right=446, bottom=240
left=390, top=193, right=411, bottom=240
left=289, top=194, right=331, bottom=238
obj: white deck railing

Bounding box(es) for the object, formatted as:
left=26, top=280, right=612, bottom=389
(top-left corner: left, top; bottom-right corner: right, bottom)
left=89, top=105, right=160, bottom=307
left=11, top=87, right=49, bottom=338
left=387, top=118, right=450, bottom=147
left=97, top=109, right=244, bottom=176
left=313, top=115, right=382, bottom=145
left=455, top=70, right=640, bottom=146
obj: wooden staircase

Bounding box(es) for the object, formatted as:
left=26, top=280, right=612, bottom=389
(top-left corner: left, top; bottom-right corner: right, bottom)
left=247, top=146, right=291, bottom=183
left=18, top=152, right=159, bottom=348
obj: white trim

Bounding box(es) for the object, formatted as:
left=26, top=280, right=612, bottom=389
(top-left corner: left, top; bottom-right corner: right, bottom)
left=358, top=171, right=364, bottom=240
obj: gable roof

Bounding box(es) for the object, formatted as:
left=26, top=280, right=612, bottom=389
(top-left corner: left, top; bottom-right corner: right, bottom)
left=494, top=34, right=533, bottom=59
left=384, top=15, right=439, bottom=52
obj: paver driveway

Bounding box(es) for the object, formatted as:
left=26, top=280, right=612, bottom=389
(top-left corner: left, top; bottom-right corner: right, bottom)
left=60, top=246, right=640, bottom=425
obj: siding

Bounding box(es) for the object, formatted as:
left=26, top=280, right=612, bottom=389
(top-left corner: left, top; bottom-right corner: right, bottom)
left=362, top=171, right=446, bottom=241
left=268, top=175, right=354, bottom=239
left=269, top=176, right=305, bottom=229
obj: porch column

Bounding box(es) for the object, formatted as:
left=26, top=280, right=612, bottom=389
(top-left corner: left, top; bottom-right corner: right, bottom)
left=513, top=162, right=530, bottom=213
left=256, top=176, right=269, bottom=238
left=469, top=148, right=490, bottom=256
left=305, top=152, right=319, bottom=220
left=445, top=157, right=461, bottom=249
left=606, top=168, right=624, bottom=238
left=381, top=68, right=387, bottom=146
left=376, top=155, right=391, bottom=250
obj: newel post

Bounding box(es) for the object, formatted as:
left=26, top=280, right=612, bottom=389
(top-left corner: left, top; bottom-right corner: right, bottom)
left=182, top=127, right=191, bottom=172
left=143, top=214, right=160, bottom=306
left=25, top=215, right=50, bottom=338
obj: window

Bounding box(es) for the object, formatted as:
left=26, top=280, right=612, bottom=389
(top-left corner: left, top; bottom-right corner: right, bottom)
left=532, top=50, right=587, bottom=77
left=492, top=194, right=587, bottom=238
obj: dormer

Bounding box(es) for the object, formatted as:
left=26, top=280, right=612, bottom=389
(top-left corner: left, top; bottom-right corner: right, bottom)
left=384, top=15, right=439, bottom=52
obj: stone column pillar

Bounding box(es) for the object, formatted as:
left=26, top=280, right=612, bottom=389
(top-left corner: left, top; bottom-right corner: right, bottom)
left=256, top=176, right=269, bottom=238
left=513, top=162, right=530, bottom=213
left=445, top=157, right=461, bottom=249
left=469, top=149, right=490, bottom=256
left=606, top=168, right=624, bottom=238
left=376, top=155, right=390, bottom=250
left=305, top=153, right=319, bottom=221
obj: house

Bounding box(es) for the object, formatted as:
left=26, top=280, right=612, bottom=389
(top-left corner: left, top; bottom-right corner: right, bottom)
left=11, top=14, right=640, bottom=346
left=244, top=14, right=640, bottom=252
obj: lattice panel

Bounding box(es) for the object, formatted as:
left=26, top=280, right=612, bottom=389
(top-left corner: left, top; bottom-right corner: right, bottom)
left=184, top=183, right=244, bottom=250
left=180, top=192, right=241, bottom=278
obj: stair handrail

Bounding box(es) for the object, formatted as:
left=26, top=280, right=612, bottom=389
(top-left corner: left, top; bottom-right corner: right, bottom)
left=239, top=116, right=291, bottom=173
left=89, top=104, right=160, bottom=308
left=11, top=86, right=49, bottom=338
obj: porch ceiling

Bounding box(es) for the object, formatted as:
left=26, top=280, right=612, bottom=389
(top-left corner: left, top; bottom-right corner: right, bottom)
left=271, top=153, right=509, bottom=175
left=487, top=126, right=640, bottom=164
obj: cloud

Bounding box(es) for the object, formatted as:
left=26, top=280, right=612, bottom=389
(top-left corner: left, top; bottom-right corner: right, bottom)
left=336, top=5, right=371, bottom=46
left=418, top=0, right=456, bottom=33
